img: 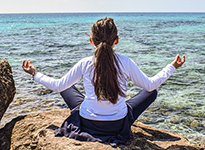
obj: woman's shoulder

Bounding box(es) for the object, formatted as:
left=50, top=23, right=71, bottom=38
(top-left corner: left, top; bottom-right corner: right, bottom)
left=76, top=56, right=94, bottom=68
left=115, top=54, right=139, bottom=72
left=116, top=54, right=132, bottom=63
left=79, top=56, right=94, bottom=63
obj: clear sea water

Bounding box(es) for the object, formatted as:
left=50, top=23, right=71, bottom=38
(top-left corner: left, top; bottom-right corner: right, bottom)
left=0, top=13, right=205, bottom=144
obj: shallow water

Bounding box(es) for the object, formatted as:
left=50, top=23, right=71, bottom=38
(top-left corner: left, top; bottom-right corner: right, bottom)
left=0, top=13, right=205, bottom=144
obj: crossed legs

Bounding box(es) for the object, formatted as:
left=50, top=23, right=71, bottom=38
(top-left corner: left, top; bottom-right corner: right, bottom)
left=60, top=85, right=157, bottom=121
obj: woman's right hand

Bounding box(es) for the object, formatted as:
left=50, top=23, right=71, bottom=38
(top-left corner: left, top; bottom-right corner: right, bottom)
left=22, top=59, right=37, bottom=76
left=171, top=54, right=185, bottom=69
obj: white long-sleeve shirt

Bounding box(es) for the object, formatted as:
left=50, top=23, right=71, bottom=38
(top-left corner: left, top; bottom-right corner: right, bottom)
left=34, top=54, right=175, bottom=121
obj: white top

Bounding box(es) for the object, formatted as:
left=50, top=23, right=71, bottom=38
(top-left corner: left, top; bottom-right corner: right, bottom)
left=34, top=54, right=175, bottom=121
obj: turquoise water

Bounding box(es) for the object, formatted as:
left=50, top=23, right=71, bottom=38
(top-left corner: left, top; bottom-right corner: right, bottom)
left=0, top=13, right=205, bottom=144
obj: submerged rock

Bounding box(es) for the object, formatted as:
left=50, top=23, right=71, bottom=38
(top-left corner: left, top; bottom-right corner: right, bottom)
left=0, top=59, right=16, bottom=121
left=1, top=109, right=201, bottom=150
left=190, top=120, right=200, bottom=128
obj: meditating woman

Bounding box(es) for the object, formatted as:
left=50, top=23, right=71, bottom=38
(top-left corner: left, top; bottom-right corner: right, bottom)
left=22, top=18, right=185, bottom=146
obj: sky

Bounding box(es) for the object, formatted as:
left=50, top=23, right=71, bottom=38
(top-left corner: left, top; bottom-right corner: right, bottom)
left=0, top=0, right=205, bottom=13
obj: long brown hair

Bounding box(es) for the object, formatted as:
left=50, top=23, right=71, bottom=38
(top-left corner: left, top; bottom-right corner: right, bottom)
left=90, top=18, right=126, bottom=104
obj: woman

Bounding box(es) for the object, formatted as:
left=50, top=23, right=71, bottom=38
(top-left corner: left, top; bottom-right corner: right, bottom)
left=22, top=18, right=185, bottom=146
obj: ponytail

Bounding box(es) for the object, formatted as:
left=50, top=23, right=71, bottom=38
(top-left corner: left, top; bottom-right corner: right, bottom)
left=91, top=18, right=125, bottom=104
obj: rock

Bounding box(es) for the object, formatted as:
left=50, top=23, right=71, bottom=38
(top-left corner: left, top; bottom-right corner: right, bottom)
left=0, top=109, right=200, bottom=150
left=201, top=120, right=205, bottom=128
left=0, top=116, right=25, bottom=150
left=190, top=120, right=200, bottom=128
left=0, top=59, right=16, bottom=121
left=170, top=115, right=182, bottom=124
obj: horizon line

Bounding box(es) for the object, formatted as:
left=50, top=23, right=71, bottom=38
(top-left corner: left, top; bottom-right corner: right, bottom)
left=1, top=11, right=205, bottom=15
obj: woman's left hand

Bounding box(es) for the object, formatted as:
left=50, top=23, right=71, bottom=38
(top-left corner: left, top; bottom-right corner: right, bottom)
left=171, top=54, right=185, bottom=69
left=22, top=59, right=37, bottom=76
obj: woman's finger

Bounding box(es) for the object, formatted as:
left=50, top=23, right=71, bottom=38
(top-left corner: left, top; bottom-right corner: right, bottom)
left=28, top=59, right=31, bottom=64
left=175, top=54, right=180, bottom=63
left=28, top=59, right=32, bottom=67
left=22, top=60, right=25, bottom=68
left=26, top=59, right=29, bottom=68
left=175, top=54, right=179, bottom=61
left=182, top=55, right=185, bottom=63
left=178, top=56, right=181, bottom=63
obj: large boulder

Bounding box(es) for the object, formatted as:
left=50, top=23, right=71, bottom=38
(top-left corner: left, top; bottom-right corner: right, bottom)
left=7, top=109, right=203, bottom=150
left=0, top=59, right=16, bottom=121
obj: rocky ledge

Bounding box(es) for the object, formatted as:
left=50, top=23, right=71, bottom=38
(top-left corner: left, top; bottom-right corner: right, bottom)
left=0, top=109, right=204, bottom=150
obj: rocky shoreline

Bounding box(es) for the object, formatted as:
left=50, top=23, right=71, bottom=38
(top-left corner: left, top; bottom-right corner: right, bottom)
left=0, top=108, right=204, bottom=150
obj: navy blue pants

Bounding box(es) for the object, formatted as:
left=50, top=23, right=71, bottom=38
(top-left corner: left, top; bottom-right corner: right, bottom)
left=56, top=85, right=157, bottom=146
left=60, top=85, right=157, bottom=122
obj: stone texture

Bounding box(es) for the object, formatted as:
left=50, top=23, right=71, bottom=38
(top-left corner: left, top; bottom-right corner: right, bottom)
left=2, top=109, right=202, bottom=150
left=0, top=59, right=16, bottom=121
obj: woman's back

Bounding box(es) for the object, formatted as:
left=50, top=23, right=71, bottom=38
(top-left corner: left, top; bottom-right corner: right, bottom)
left=80, top=54, right=129, bottom=121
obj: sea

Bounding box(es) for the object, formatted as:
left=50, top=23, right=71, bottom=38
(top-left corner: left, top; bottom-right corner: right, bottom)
left=0, top=13, right=205, bottom=144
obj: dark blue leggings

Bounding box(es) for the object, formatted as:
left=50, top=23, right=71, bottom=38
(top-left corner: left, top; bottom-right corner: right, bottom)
left=60, top=85, right=157, bottom=121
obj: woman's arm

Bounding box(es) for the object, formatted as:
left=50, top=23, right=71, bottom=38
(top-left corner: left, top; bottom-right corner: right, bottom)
left=128, top=54, right=185, bottom=91
left=22, top=59, right=83, bottom=92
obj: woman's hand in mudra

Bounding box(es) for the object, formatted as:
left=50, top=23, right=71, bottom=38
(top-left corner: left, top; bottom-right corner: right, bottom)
left=171, top=54, right=185, bottom=69
left=22, top=59, right=37, bottom=76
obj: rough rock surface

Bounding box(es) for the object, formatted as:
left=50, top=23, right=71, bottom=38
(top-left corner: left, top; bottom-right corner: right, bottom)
left=0, top=59, right=16, bottom=121
left=0, top=109, right=202, bottom=150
